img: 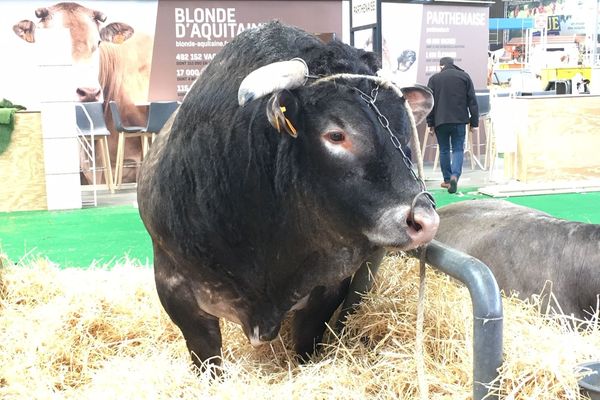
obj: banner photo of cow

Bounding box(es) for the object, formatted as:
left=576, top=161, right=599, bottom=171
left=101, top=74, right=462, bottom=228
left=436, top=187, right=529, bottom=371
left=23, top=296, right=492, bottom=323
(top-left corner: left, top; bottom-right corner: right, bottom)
left=3, top=1, right=157, bottom=184
left=379, top=3, right=423, bottom=88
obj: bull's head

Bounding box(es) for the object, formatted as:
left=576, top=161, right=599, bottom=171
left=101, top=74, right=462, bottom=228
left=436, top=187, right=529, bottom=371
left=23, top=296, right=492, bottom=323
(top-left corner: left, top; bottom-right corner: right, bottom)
left=237, top=58, right=438, bottom=250
left=12, top=2, right=135, bottom=102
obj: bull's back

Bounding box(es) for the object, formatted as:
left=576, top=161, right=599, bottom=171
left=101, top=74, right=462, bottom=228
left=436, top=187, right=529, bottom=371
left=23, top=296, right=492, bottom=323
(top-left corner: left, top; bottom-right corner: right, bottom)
left=436, top=199, right=600, bottom=318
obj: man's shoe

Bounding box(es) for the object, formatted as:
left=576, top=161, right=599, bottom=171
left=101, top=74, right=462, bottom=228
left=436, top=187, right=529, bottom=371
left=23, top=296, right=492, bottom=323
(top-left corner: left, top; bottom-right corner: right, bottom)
left=448, top=176, right=458, bottom=194
left=441, top=182, right=450, bottom=189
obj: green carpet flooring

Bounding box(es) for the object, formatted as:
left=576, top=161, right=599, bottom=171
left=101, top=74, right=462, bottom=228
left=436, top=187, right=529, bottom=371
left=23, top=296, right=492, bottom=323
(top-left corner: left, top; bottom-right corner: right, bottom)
left=431, top=187, right=600, bottom=224
left=1, top=189, right=598, bottom=268
left=0, top=205, right=152, bottom=268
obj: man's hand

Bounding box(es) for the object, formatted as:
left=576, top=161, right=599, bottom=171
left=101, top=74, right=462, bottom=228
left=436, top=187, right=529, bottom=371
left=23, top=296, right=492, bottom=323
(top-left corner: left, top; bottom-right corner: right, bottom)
left=427, top=126, right=435, bottom=136
left=470, top=126, right=479, bottom=137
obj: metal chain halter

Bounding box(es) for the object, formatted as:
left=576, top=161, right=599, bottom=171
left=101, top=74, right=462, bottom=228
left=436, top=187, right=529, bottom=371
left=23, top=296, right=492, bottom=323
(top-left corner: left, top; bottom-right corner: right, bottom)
left=352, top=83, right=436, bottom=209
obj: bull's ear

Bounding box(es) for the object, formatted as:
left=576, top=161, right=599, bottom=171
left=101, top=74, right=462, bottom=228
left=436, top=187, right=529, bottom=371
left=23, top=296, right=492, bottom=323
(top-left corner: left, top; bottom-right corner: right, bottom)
left=401, top=84, right=434, bottom=125
left=100, top=22, right=134, bottom=44
left=13, top=20, right=36, bottom=43
left=266, top=90, right=301, bottom=138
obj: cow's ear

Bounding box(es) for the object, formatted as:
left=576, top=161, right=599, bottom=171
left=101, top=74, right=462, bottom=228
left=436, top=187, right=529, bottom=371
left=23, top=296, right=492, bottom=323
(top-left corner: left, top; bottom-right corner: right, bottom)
left=35, top=8, right=49, bottom=19
left=13, top=20, right=36, bottom=43
left=266, top=90, right=301, bottom=138
left=93, top=10, right=107, bottom=23
left=400, top=85, right=434, bottom=125
left=100, top=22, right=134, bottom=44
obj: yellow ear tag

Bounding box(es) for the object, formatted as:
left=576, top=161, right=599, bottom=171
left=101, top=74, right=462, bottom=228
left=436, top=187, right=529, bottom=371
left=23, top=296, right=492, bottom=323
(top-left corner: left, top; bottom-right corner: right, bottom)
left=274, top=114, right=281, bottom=132
left=279, top=106, right=298, bottom=137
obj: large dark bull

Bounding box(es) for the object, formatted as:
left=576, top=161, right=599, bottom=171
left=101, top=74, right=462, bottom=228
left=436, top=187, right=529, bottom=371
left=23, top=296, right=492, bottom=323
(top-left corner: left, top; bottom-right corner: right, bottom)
left=436, top=199, right=600, bottom=321
left=137, top=21, right=439, bottom=369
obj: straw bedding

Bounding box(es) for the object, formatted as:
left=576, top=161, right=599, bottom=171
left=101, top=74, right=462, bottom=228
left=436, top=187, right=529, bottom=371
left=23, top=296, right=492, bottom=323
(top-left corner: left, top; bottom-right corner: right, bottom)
left=1, top=253, right=599, bottom=399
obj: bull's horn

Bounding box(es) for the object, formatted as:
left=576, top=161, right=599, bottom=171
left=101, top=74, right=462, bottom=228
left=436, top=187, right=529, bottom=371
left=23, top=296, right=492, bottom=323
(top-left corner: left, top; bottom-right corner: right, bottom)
left=238, top=58, right=308, bottom=107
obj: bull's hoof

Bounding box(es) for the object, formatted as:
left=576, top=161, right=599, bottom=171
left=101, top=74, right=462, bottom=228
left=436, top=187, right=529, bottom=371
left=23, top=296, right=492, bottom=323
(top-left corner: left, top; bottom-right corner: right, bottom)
left=294, top=342, right=323, bottom=365
left=192, top=356, right=224, bottom=380
left=295, top=351, right=315, bottom=365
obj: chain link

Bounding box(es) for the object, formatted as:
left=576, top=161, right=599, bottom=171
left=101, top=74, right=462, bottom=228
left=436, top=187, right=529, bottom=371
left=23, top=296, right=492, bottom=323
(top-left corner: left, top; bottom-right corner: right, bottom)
left=353, top=84, right=436, bottom=208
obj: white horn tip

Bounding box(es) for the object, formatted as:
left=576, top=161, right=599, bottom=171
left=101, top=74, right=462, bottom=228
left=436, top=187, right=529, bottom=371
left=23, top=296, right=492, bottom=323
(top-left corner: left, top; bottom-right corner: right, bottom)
left=237, top=58, right=309, bottom=107
left=238, top=89, right=254, bottom=107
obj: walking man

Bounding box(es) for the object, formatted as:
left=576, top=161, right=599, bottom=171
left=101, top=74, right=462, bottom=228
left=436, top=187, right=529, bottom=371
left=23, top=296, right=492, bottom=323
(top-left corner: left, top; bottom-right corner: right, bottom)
left=426, top=57, right=479, bottom=194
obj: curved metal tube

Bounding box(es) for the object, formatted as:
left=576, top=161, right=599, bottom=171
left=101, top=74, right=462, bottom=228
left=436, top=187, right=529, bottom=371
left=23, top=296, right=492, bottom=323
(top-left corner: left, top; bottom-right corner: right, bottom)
left=419, top=240, right=503, bottom=400
left=338, top=240, right=503, bottom=400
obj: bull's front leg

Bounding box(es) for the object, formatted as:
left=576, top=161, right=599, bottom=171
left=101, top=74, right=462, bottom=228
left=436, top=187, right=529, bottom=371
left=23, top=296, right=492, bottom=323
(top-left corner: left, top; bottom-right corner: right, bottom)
left=291, top=277, right=351, bottom=360
left=164, top=292, right=223, bottom=371
left=153, top=245, right=223, bottom=372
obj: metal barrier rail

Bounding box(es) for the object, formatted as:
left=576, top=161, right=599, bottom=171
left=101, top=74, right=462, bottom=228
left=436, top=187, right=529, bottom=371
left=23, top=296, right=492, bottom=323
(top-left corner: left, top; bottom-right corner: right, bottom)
left=337, top=240, right=503, bottom=400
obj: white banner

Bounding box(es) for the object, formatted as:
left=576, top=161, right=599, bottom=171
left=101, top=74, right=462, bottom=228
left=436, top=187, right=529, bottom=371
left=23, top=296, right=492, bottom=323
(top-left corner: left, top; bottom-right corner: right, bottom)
left=352, top=0, right=376, bottom=28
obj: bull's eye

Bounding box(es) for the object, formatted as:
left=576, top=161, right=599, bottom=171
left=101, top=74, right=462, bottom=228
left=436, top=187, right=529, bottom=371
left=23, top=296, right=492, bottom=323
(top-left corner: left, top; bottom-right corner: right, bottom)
left=324, top=130, right=346, bottom=144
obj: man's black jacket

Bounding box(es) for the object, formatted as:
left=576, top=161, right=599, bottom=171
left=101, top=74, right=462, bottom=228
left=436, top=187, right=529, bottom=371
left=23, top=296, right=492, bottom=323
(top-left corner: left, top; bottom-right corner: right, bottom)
left=426, top=65, right=479, bottom=128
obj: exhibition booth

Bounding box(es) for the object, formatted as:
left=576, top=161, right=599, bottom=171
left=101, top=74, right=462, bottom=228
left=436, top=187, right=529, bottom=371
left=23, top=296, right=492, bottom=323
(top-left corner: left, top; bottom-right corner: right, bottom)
left=1, top=0, right=599, bottom=213
left=0, top=0, right=493, bottom=212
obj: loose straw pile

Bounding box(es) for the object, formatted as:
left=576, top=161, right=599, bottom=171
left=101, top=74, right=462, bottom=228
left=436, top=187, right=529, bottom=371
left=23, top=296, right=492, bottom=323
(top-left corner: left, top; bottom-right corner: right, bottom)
left=1, top=253, right=599, bottom=399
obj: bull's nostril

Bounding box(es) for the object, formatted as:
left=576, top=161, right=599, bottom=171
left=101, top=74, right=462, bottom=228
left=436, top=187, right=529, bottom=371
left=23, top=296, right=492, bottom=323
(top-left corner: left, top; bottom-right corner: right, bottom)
left=76, top=88, right=86, bottom=97
left=407, top=217, right=423, bottom=232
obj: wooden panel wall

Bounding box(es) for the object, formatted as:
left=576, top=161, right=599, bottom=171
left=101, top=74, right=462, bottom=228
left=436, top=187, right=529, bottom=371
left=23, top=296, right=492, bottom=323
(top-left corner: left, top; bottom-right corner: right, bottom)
left=512, top=95, right=600, bottom=183
left=0, top=112, right=47, bottom=212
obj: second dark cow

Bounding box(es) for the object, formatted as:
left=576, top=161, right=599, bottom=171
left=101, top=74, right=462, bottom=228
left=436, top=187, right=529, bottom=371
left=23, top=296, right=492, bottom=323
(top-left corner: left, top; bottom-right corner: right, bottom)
left=137, top=21, right=439, bottom=369
left=436, top=199, right=600, bottom=321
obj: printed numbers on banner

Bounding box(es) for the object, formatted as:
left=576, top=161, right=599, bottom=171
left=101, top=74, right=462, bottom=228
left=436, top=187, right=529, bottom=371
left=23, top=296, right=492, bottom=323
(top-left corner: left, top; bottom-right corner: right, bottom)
left=176, top=69, right=200, bottom=77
